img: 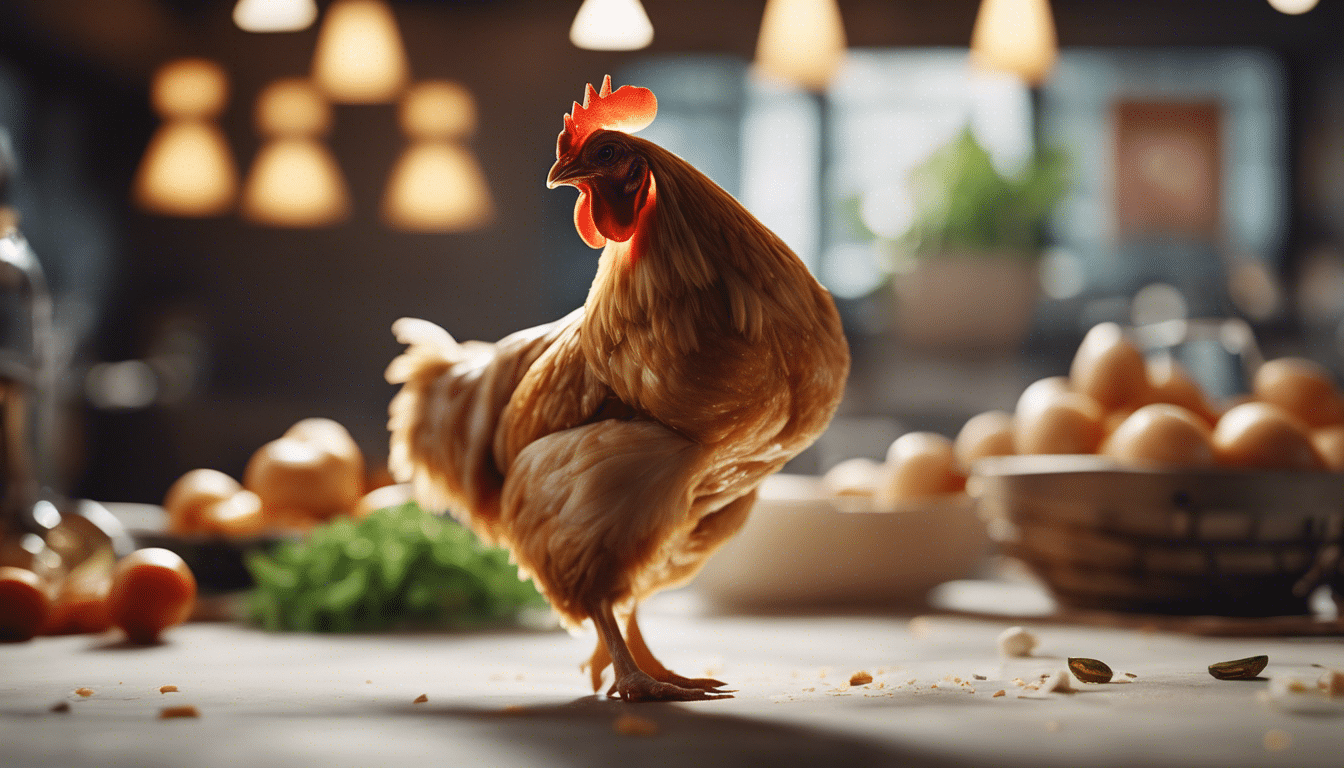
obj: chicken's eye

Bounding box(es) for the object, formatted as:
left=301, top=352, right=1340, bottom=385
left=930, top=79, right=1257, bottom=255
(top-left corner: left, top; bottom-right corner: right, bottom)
left=595, top=145, right=616, bottom=164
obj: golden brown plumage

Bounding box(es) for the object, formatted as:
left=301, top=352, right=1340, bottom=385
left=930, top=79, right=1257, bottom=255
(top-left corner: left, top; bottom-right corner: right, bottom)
left=387, top=78, right=848, bottom=701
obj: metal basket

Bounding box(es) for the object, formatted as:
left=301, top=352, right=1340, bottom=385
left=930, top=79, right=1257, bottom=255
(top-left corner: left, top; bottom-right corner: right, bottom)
left=970, top=455, right=1344, bottom=617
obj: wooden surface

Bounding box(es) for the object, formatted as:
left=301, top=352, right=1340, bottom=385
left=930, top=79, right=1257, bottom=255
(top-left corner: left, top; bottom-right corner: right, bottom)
left=3, top=590, right=1344, bottom=768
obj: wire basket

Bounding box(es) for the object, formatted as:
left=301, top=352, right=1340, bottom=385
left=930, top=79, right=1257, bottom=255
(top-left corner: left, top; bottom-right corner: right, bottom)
left=970, top=455, right=1344, bottom=617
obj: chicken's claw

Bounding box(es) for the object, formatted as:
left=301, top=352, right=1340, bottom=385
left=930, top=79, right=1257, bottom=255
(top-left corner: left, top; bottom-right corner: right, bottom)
left=612, top=670, right=734, bottom=702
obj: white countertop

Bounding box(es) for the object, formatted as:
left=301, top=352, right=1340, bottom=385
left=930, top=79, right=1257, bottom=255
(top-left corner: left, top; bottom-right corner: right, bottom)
left=3, top=589, right=1343, bottom=768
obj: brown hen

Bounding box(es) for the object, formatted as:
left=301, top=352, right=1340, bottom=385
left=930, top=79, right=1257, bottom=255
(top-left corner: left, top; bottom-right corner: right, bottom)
left=387, top=77, right=848, bottom=702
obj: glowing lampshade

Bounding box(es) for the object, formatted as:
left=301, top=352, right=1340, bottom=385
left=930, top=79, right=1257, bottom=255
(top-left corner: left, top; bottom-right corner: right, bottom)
left=970, top=0, right=1059, bottom=86
left=383, top=81, right=494, bottom=232
left=569, top=0, right=654, bottom=51
left=233, top=0, right=317, bottom=32
left=1267, top=0, right=1319, bottom=13
left=241, top=79, right=350, bottom=227
left=133, top=59, right=238, bottom=217
left=754, top=0, right=847, bottom=91
left=311, top=0, right=410, bottom=103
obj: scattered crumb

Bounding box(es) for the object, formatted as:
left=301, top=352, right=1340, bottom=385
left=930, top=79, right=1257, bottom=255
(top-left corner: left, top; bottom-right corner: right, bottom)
left=997, top=626, right=1037, bottom=658
left=1042, top=670, right=1074, bottom=693
left=75, top=688, right=94, bottom=697
left=413, top=694, right=429, bottom=704
left=50, top=702, right=70, bottom=713
left=849, top=672, right=873, bottom=686
left=930, top=683, right=939, bottom=689
left=1045, top=721, right=1061, bottom=732
left=993, top=690, right=1006, bottom=698
left=1320, top=669, right=1344, bottom=696
left=1124, top=672, right=1138, bottom=679
left=802, top=687, right=815, bottom=692
left=159, top=685, right=178, bottom=694
left=159, top=705, right=200, bottom=719
left=365, top=680, right=372, bottom=684
left=973, top=674, right=987, bottom=681
left=1263, top=729, right=1292, bottom=751
left=1011, top=678, right=1027, bottom=687
left=907, top=679, right=917, bottom=685
left=613, top=713, right=658, bottom=737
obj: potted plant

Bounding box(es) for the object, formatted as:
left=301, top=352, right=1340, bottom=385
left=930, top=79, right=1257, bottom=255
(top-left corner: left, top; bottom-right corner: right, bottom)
left=873, top=127, right=1068, bottom=350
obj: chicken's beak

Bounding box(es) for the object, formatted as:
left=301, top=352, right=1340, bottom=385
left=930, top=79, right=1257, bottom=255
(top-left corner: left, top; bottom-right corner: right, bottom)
left=547, top=157, right=588, bottom=189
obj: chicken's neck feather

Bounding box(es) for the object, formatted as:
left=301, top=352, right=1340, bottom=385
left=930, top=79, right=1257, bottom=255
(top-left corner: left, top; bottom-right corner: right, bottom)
left=583, top=137, right=830, bottom=356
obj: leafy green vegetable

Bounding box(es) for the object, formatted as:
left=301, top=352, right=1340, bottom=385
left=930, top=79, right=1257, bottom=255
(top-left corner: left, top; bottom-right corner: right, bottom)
left=245, top=502, right=546, bottom=632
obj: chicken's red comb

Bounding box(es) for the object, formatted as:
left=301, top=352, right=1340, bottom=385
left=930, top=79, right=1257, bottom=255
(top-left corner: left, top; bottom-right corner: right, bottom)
left=557, top=75, right=657, bottom=157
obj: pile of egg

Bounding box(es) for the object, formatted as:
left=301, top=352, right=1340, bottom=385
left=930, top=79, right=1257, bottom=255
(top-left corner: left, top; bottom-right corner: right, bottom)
left=826, top=322, right=1344, bottom=504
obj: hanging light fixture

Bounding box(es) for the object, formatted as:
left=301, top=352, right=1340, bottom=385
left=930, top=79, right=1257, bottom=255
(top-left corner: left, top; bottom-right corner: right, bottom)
left=383, top=81, right=494, bottom=232
left=233, top=0, right=318, bottom=32
left=969, top=0, right=1059, bottom=86
left=311, top=0, right=410, bottom=103
left=1266, top=0, right=1319, bottom=13
left=753, top=0, right=847, bottom=91
left=569, top=0, right=654, bottom=51
left=240, top=79, right=350, bottom=227
left=133, top=59, right=238, bottom=217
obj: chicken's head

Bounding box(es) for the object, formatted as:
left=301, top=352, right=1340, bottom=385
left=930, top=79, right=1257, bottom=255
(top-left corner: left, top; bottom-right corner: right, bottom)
left=547, top=76, right=657, bottom=250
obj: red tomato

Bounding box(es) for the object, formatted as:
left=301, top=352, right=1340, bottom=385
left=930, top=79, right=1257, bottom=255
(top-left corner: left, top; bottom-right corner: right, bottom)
left=0, top=566, right=50, bottom=642
left=107, top=548, right=197, bottom=644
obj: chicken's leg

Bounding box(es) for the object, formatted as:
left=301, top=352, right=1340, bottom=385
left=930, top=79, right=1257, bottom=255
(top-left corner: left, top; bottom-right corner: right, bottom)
left=625, top=609, right=730, bottom=692
left=584, top=607, right=730, bottom=694
left=588, top=598, right=731, bottom=702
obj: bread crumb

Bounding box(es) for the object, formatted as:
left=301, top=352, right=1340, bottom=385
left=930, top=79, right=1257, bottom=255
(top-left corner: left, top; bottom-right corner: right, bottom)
left=907, top=679, right=916, bottom=685
left=993, top=690, right=1006, bottom=698
left=930, top=683, right=939, bottom=689
left=159, top=685, right=178, bottom=694
left=802, top=687, right=815, bottom=692
left=159, top=705, right=200, bottom=719
left=365, top=680, right=372, bottom=684
left=1263, top=729, right=1292, bottom=751
left=849, top=671, right=873, bottom=686
left=1011, top=678, right=1027, bottom=687
left=413, top=694, right=429, bottom=704
left=973, top=674, right=987, bottom=681
left=50, top=702, right=71, bottom=713
left=1320, top=668, right=1344, bottom=696
left=997, top=626, right=1037, bottom=658
left=75, top=688, right=94, bottom=697
left=613, top=713, right=658, bottom=737
left=1124, top=672, right=1138, bottom=679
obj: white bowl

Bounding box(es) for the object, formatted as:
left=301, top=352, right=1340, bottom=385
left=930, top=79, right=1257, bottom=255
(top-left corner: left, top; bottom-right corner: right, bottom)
left=691, top=473, right=991, bottom=612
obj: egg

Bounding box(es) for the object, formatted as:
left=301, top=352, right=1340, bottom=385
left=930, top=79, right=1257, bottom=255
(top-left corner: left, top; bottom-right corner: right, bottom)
left=1146, top=357, right=1217, bottom=425
left=1252, top=357, right=1344, bottom=428
left=163, top=468, right=242, bottom=535
left=876, top=432, right=966, bottom=505
left=1014, top=391, right=1105, bottom=456
left=1212, top=402, right=1324, bottom=470
left=283, top=417, right=366, bottom=488
left=0, top=566, right=50, bottom=642
left=1069, top=322, right=1150, bottom=410
left=1311, top=425, right=1344, bottom=472
left=353, top=483, right=414, bottom=518
left=822, top=457, right=883, bottom=497
left=1102, top=404, right=1216, bottom=468
left=244, top=436, right=363, bottom=526
left=954, top=410, right=1016, bottom=471
left=107, top=548, right=197, bottom=645
left=1014, top=376, right=1072, bottom=422
left=203, top=490, right=267, bottom=537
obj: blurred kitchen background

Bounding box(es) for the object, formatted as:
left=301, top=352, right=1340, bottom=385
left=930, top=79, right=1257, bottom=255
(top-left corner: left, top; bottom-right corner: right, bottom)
left=0, top=0, right=1342, bottom=505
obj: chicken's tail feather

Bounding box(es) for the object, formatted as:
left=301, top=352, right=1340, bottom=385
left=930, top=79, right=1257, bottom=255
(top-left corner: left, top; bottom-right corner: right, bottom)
left=385, top=313, right=579, bottom=542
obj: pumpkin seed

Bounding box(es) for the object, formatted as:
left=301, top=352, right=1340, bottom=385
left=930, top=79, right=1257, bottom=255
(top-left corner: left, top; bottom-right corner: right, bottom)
left=1208, top=655, right=1268, bottom=680
left=1067, top=657, right=1114, bottom=684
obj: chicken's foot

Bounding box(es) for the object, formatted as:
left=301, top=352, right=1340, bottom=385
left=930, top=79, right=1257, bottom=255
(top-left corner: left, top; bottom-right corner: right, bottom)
left=587, top=599, right=732, bottom=702
left=584, top=607, right=731, bottom=695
